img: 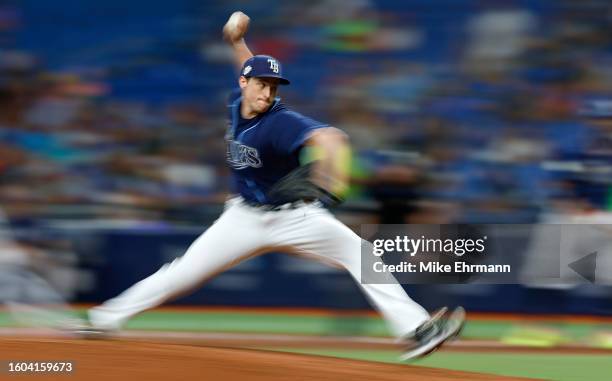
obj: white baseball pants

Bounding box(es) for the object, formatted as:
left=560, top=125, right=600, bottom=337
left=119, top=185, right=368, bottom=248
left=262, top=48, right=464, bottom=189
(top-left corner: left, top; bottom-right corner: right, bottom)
left=89, top=197, right=430, bottom=338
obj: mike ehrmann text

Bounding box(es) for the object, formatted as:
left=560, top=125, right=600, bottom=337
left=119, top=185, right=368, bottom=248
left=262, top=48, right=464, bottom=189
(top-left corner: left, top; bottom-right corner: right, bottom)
left=373, top=261, right=511, bottom=273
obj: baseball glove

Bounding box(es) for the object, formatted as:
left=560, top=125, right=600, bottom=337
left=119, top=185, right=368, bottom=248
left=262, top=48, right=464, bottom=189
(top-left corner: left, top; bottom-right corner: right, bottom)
left=266, top=163, right=344, bottom=207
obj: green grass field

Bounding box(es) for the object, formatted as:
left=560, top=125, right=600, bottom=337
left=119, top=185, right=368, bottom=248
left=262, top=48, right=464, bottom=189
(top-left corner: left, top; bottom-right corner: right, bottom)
left=263, top=348, right=612, bottom=381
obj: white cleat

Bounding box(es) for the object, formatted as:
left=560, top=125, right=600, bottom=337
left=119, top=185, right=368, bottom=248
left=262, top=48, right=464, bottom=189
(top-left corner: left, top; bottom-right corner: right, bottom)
left=400, top=306, right=465, bottom=361
left=87, top=307, right=123, bottom=332
left=53, top=317, right=111, bottom=339
left=63, top=308, right=121, bottom=339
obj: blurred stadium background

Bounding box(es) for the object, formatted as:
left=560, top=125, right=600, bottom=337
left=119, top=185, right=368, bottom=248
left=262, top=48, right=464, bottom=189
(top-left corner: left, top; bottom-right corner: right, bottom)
left=0, top=1, right=611, bottom=380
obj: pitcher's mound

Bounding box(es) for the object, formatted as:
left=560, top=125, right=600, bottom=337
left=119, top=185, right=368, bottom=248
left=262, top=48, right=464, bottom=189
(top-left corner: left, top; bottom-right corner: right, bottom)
left=0, top=338, right=533, bottom=380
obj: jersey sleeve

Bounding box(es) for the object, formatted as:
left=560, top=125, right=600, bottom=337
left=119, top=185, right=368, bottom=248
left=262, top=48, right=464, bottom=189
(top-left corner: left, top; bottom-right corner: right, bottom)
left=270, top=110, right=329, bottom=156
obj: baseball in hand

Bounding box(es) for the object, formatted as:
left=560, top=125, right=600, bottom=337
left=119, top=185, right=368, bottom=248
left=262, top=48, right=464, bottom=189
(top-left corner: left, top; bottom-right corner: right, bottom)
left=223, top=11, right=250, bottom=43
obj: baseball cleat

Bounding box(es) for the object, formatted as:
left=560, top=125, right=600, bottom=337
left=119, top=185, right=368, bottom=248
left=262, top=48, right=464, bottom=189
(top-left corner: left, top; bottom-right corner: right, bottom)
left=54, top=318, right=111, bottom=340
left=87, top=307, right=123, bottom=332
left=400, top=306, right=465, bottom=361
left=71, top=326, right=112, bottom=340
left=53, top=316, right=112, bottom=340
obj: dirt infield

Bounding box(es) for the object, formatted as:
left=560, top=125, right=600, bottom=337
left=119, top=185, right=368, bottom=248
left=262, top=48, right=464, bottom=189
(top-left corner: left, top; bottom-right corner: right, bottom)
left=0, top=338, right=536, bottom=381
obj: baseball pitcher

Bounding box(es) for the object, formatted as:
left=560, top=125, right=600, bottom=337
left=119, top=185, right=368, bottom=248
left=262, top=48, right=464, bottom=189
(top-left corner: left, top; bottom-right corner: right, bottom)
left=86, top=11, right=464, bottom=360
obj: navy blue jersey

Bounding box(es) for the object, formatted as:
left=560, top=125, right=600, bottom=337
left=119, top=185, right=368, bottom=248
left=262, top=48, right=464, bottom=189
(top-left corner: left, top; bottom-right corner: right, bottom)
left=226, top=89, right=328, bottom=204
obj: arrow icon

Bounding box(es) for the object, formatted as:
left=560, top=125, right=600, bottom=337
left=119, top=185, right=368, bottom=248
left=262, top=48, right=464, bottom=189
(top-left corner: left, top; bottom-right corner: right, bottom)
left=568, top=252, right=597, bottom=283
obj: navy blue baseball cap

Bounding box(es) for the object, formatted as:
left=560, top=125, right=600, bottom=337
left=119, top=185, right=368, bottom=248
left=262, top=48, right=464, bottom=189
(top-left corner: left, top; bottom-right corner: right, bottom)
left=240, top=55, right=290, bottom=85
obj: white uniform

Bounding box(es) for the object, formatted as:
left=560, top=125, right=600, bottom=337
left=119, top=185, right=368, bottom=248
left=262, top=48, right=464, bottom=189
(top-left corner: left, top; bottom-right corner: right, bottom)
left=90, top=197, right=430, bottom=338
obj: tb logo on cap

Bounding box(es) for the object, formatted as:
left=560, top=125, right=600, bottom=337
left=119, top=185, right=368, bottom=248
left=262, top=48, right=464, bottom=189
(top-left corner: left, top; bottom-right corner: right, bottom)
left=268, top=58, right=279, bottom=74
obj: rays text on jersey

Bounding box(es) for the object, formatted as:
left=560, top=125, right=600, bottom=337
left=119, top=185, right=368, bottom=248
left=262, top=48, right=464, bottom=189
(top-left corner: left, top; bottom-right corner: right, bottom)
left=226, top=139, right=263, bottom=169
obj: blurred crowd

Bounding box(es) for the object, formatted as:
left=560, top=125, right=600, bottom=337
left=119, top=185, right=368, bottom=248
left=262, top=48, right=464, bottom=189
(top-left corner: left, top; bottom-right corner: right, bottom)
left=0, top=0, right=610, bottom=226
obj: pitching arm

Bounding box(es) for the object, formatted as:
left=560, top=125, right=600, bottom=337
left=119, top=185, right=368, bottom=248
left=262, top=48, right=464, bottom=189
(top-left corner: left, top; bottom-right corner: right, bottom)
left=301, top=128, right=352, bottom=202
left=222, top=11, right=254, bottom=70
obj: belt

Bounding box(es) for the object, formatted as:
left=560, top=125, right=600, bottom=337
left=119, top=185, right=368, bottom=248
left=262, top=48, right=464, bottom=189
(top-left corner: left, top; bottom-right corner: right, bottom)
left=242, top=198, right=315, bottom=211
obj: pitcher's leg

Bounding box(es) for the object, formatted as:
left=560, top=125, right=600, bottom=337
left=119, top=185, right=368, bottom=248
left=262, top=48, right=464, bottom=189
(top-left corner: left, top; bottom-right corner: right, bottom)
left=272, top=206, right=429, bottom=338
left=358, top=281, right=430, bottom=337
left=90, top=205, right=265, bottom=330
left=330, top=228, right=429, bottom=337
left=332, top=223, right=465, bottom=359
